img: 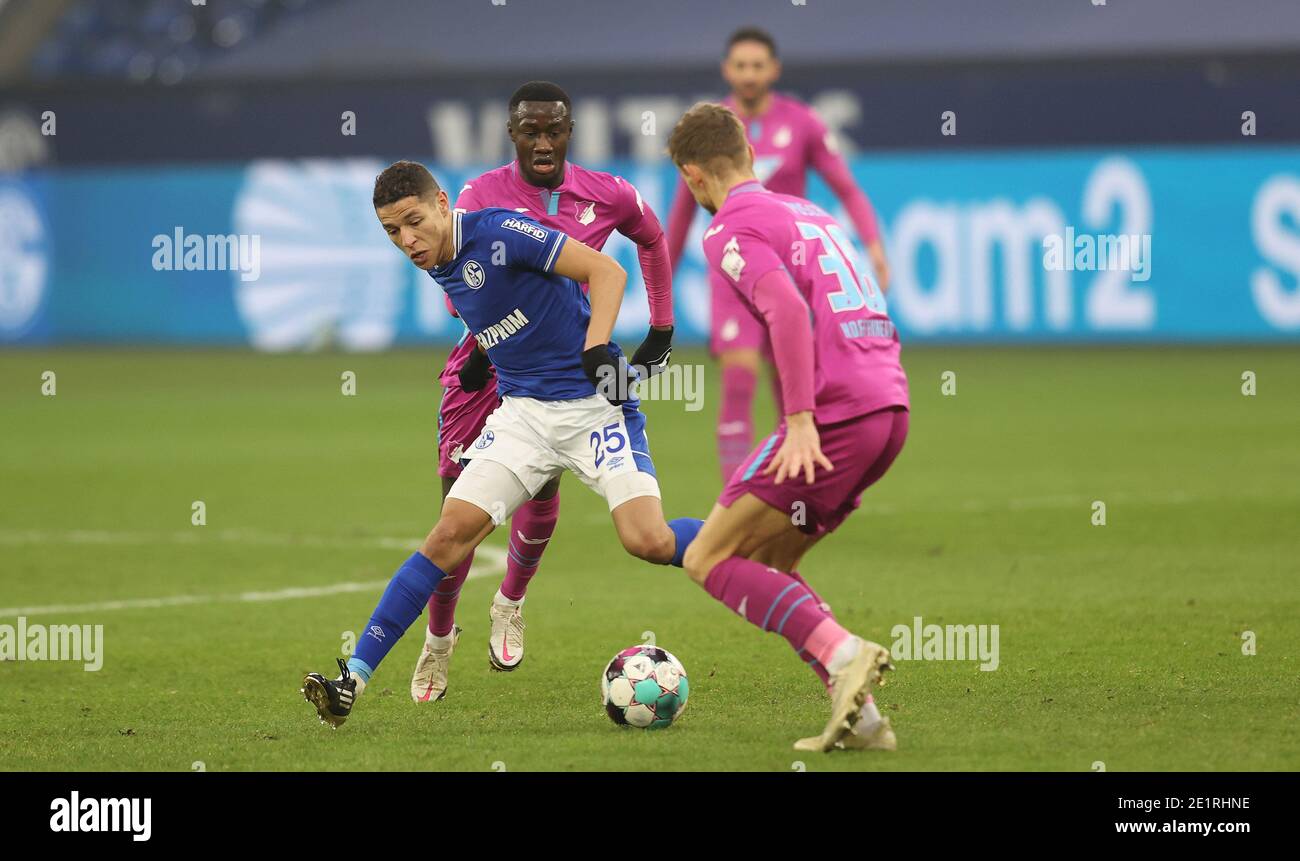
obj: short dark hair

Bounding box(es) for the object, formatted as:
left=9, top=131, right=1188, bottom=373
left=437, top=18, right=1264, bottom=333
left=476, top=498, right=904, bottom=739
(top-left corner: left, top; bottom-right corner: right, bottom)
left=373, top=160, right=440, bottom=209
left=508, top=80, right=571, bottom=113
left=667, top=102, right=748, bottom=172
left=726, top=26, right=778, bottom=58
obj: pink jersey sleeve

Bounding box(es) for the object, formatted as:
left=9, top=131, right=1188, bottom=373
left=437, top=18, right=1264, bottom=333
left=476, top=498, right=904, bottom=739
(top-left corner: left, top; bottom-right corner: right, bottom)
left=705, top=225, right=815, bottom=416
left=615, top=178, right=660, bottom=244
left=805, top=110, right=881, bottom=245
left=664, top=176, right=699, bottom=272
left=752, top=269, right=815, bottom=416
left=635, top=234, right=674, bottom=327
left=614, top=179, right=674, bottom=327
left=702, top=224, right=787, bottom=306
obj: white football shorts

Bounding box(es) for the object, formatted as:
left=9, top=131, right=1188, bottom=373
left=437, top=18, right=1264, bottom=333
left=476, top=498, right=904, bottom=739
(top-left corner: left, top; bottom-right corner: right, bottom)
left=446, top=394, right=660, bottom=523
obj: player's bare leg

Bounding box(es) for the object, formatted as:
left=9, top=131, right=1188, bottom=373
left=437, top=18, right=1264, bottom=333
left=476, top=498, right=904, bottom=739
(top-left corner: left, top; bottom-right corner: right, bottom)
left=610, top=494, right=677, bottom=564
left=683, top=494, right=892, bottom=752
left=419, top=499, right=496, bottom=576
left=749, top=526, right=820, bottom=573
left=682, top=498, right=790, bottom=578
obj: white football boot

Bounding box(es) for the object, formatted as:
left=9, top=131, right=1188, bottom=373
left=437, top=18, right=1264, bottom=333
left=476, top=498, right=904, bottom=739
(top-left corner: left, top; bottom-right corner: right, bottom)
left=793, top=637, right=893, bottom=752
left=487, top=595, right=526, bottom=671
left=796, top=713, right=898, bottom=752
left=410, top=625, right=461, bottom=702
left=835, top=715, right=897, bottom=751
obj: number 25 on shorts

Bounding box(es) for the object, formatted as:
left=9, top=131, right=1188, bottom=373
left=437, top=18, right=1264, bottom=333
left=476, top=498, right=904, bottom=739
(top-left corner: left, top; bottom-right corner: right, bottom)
left=589, top=422, right=627, bottom=468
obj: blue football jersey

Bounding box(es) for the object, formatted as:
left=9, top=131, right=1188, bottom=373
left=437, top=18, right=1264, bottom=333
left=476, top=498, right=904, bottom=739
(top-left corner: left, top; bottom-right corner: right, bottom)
left=429, top=208, right=628, bottom=401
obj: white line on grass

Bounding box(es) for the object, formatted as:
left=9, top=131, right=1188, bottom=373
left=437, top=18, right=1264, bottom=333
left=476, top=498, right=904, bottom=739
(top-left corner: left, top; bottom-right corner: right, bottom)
left=0, top=527, right=428, bottom=551
left=0, top=529, right=507, bottom=618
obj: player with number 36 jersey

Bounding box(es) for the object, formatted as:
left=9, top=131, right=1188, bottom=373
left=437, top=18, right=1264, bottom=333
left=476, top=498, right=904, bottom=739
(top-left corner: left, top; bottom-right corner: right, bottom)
left=701, top=187, right=907, bottom=425
left=665, top=27, right=890, bottom=483
left=667, top=101, right=908, bottom=754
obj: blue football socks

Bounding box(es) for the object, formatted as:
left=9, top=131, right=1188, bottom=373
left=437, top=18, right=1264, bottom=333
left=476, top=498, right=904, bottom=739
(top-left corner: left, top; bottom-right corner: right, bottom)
left=348, top=552, right=447, bottom=682
left=667, top=517, right=705, bottom=568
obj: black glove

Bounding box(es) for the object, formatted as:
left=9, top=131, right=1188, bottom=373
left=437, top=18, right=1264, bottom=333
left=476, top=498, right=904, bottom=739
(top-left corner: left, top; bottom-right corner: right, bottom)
left=582, top=344, right=635, bottom=406
left=630, top=325, right=673, bottom=379
left=458, top=346, right=492, bottom=392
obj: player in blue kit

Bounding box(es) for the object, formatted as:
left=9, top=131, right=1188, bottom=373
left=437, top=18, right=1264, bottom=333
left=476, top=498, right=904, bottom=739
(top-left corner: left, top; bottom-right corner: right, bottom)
left=302, top=161, right=702, bottom=727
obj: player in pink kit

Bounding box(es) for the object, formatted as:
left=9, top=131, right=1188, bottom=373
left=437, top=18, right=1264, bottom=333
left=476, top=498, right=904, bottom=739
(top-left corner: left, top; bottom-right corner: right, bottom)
left=414, top=81, right=675, bottom=702
left=665, top=28, right=890, bottom=483
left=668, top=103, right=908, bottom=753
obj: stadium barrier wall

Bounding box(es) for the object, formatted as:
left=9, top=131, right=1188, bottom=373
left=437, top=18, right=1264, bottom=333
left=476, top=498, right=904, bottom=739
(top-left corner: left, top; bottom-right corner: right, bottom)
left=2, top=147, right=1298, bottom=348
left=5, top=54, right=1298, bottom=166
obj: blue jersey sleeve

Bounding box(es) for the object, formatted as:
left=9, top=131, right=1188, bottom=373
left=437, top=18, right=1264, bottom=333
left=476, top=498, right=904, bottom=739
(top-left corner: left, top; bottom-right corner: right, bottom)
left=482, top=210, right=568, bottom=275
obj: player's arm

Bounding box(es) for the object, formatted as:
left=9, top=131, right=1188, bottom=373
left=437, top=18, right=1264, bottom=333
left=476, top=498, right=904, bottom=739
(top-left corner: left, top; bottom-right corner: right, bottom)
left=551, top=238, right=625, bottom=348
left=498, top=212, right=629, bottom=402
left=749, top=269, right=830, bottom=485
left=615, top=180, right=675, bottom=377
left=663, top=175, right=698, bottom=273
left=807, top=115, right=890, bottom=293
left=706, top=229, right=829, bottom=485
left=551, top=239, right=634, bottom=404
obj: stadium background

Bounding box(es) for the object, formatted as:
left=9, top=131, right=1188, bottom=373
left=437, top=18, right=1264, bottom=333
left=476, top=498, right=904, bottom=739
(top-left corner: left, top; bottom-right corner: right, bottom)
left=2, top=1, right=1299, bottom=774
left=3, top=0, right=1300, bottom=348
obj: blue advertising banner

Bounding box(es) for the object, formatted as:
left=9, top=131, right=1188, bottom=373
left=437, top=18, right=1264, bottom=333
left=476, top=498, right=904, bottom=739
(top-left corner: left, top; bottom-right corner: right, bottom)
left=2, top=147, right=1298, bottom=348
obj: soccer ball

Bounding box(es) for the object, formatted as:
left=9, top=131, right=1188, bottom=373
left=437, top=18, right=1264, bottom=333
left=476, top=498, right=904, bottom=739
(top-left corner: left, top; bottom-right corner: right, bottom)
left=600, top=645, right=689, bottom=729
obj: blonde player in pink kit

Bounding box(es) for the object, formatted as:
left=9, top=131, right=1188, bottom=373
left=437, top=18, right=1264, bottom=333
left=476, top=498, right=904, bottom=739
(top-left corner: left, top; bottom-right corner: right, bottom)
left=668, top=103, right=908, bottom=752
left=665, top=27, right=889, bottom=483
left=413, top=81, right=675, bottom=702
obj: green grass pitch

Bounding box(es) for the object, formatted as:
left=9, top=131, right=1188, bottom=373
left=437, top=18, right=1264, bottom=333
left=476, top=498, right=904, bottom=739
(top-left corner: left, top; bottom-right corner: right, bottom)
left=1, top=346, right=1297, bottom=771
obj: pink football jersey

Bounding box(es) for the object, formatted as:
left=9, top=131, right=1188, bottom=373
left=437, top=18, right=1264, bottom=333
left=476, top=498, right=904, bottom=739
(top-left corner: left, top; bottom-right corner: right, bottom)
left=701, top=181, right=908, bottom=424
left=440, top=161, right=663, bottom=388
left=668, top=92, right=880, bottom=269
left=722, top=91, right=829, bottom=197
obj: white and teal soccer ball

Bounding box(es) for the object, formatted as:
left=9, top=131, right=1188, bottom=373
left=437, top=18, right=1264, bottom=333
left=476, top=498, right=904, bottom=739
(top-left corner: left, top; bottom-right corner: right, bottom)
left=601, top=645, right=689, bottom=729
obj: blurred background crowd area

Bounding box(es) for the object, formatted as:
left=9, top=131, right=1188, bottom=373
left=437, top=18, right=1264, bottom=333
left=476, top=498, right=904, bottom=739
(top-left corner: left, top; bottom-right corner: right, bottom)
left=0, top=0, right=1298, bottom=348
